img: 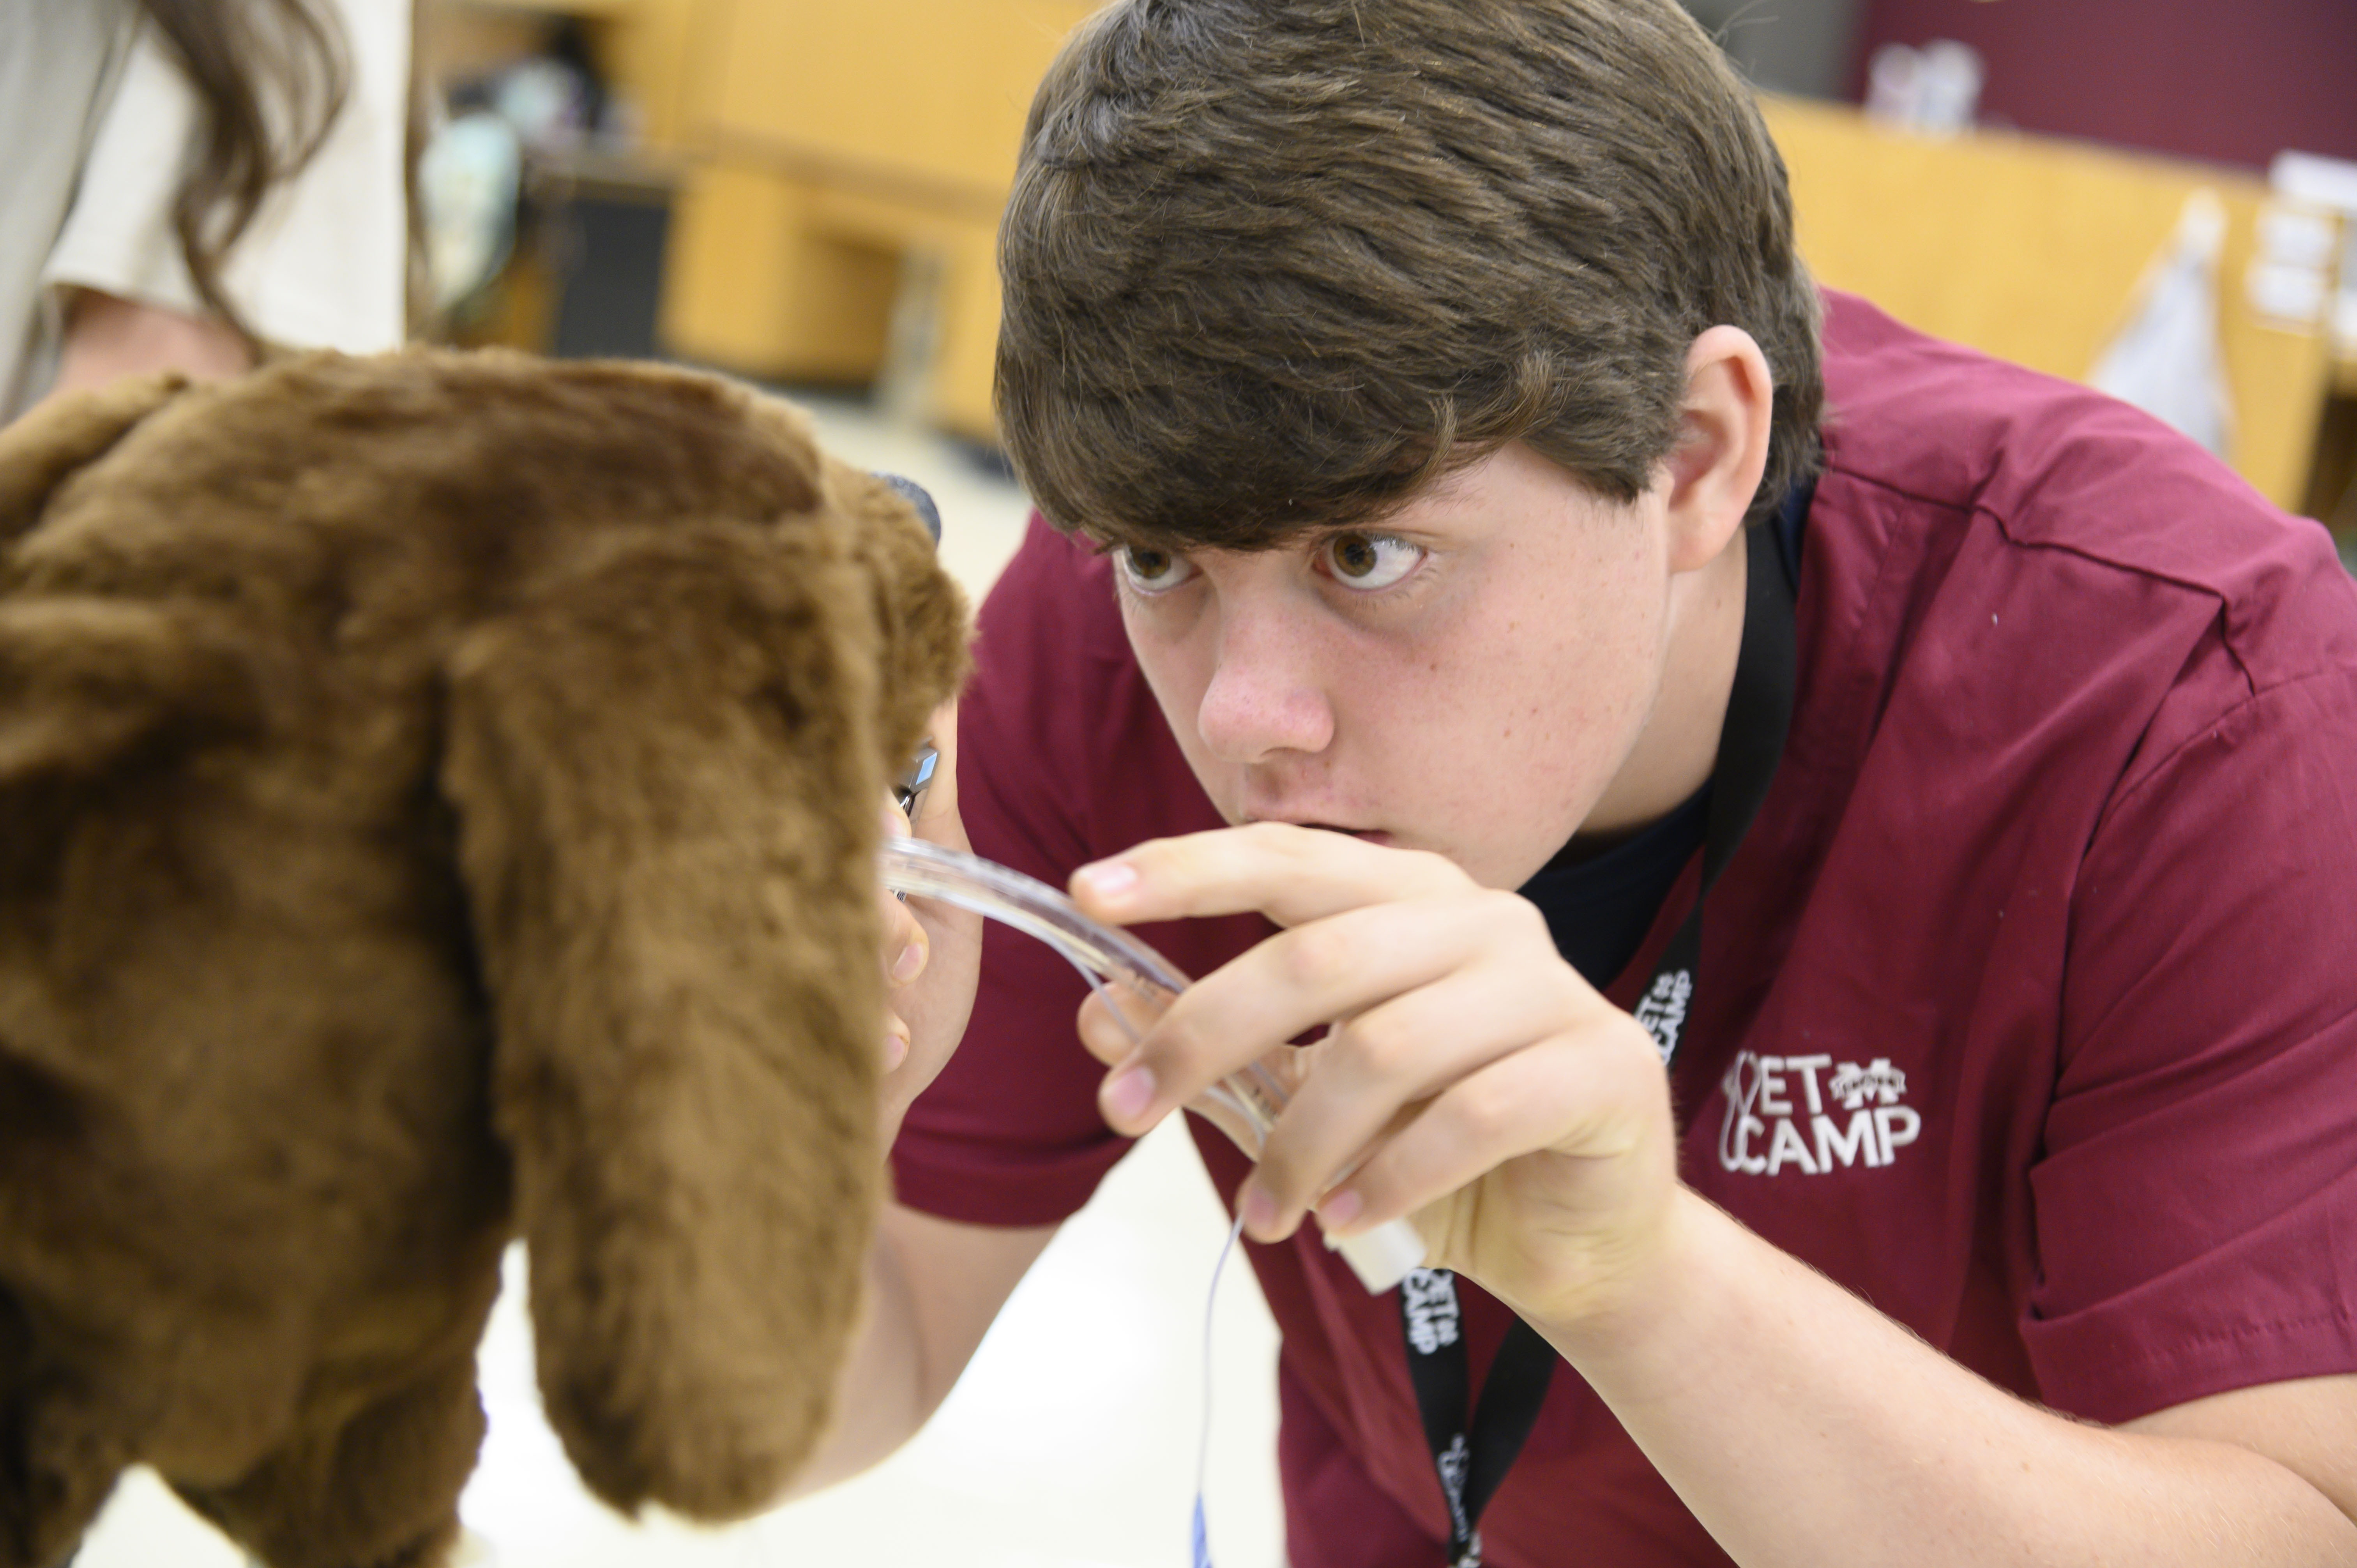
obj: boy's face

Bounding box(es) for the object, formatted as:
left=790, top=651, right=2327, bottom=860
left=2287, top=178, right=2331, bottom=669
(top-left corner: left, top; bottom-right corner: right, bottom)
left=1115, top=440, right=1707, bottom=890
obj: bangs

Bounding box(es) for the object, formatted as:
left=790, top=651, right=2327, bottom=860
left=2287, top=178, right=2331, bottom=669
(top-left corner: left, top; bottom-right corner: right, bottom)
left=1000, top=277, right=1559, bottom=553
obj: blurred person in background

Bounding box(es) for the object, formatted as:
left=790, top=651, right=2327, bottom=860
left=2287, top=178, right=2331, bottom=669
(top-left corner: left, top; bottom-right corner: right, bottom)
left=1, top=0, right=412, bottom=421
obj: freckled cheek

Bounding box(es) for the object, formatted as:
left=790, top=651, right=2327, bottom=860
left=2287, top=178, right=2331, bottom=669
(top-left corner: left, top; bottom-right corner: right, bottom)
left=1445, top=609, right=1658, bottom=801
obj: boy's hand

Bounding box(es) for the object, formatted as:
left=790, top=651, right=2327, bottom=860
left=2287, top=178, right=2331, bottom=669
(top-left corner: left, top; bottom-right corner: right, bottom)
left=877, top=701, right=981, bottom=1141
left=1069, top=822, right=1680, bottom=1329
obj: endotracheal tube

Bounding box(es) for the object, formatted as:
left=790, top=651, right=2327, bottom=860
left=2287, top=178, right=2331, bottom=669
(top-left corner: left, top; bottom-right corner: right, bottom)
left=880, top=835, right=1426, bottom=1292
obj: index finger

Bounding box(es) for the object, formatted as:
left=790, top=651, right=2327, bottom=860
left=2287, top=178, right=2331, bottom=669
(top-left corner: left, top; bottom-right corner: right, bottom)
left=1070, top=821, right=1469, bottom=930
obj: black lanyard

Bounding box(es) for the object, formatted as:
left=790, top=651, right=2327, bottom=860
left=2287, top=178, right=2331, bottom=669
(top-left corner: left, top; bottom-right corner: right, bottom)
left=1399, top=517, right=1799, bottom=1566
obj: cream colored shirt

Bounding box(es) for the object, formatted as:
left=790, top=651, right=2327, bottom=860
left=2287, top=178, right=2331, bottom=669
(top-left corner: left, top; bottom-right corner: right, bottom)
left=1, top=0, right=411, bottom=419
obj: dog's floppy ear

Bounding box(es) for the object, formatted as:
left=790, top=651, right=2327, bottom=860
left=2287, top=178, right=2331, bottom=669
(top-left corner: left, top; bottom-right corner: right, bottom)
left=439, top=515, right=905, bottom=1520
left=0, top=601, right=261, bottom=1481
left=0, top=373, right=250, bottom=1568
left=0, top=373, right=187, bottom=546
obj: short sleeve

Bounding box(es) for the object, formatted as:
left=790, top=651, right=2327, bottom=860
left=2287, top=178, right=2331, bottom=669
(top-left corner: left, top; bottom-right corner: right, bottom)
left=2023, top=658, right=2357, bottom=1423
left=44, top=0, right=410, bottom=353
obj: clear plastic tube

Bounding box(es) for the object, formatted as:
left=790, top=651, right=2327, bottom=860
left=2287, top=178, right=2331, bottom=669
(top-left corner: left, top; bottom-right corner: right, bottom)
left=881, top=836, right=1426, bottom=1292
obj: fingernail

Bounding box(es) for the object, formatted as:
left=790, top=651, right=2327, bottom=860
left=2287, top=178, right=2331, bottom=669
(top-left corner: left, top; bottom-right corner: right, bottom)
left=1317, top=1188, right=1362, bottom=1229
left=891, top=941, right=925, bottom=984
left=1074, top=860, right=1138, bottom=901
left=1240, top=1183, right=1278, bottom=1237
left=1104, top=1064, right=1156, bottom=1123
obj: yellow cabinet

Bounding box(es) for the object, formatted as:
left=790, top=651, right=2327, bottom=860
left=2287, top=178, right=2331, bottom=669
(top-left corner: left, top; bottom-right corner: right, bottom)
left=653, top=0, right=1093, bottom=440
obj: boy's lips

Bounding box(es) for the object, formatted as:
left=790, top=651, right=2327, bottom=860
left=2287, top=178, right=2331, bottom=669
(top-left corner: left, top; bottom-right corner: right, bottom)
left=1251, top=818, right=1393, bottom=846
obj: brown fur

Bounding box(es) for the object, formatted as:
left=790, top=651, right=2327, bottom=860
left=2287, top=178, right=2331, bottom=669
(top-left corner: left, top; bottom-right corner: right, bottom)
left=0, top=351, right=969, bottom=1568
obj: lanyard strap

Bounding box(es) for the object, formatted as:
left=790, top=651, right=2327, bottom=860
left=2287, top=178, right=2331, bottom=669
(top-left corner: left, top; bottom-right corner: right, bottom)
left=1401, top=519, right=1799, bottom=1566
left=1399, top=1268, right=1560, bottom=1567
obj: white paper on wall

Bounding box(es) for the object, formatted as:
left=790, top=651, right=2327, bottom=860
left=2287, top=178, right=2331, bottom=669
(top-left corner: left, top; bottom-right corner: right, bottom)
left=2090, top=190, right=2233, bottom=461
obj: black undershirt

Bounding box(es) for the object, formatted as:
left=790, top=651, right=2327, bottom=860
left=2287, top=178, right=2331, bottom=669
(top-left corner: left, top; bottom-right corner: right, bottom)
left=1515, top=478, right=1812, bottom=987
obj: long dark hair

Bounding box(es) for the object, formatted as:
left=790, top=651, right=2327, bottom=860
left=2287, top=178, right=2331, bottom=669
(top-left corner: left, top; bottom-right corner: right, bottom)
left=133, top=0, right=352, bottom=340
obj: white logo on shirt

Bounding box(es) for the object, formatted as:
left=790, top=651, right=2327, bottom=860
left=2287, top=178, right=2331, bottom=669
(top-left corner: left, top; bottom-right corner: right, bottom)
left=1633, top=969, right=1693, bottom=1062
left=1436, top=1433, right=1476, bottom=1557
left=1401, top=1268, right=1461, bottom=1355
left=1716, top=1051, right=1921, bottom=1176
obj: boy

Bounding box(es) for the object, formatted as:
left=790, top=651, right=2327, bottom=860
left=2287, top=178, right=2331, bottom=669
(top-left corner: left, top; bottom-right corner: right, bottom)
left=855, top=3, right=2357, bottom=1563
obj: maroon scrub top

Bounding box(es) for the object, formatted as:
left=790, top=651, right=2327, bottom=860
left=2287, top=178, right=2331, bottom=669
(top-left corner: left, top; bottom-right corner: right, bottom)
left=892, top=291, right=2357, bottom=1567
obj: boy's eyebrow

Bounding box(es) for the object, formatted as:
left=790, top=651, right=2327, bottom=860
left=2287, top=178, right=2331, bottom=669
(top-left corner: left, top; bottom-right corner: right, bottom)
left=1083, top=511, right=1411, bottom=554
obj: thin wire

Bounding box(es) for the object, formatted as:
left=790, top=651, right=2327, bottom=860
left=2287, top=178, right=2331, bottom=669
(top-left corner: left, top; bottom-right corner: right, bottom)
left=1194, top=1211, right=1246, bottom=1568
left=1051, top=942, right=1237, bottom=1568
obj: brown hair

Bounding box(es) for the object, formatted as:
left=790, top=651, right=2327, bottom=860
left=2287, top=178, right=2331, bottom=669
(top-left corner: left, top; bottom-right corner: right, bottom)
left=135, top=0, right=352, bottom=341
left=996, top=0, right=1823, bottom=549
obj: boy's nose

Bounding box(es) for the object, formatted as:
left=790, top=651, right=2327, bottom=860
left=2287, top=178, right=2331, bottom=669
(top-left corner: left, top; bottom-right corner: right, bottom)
left=1194, top=611, right=1336, bottom=764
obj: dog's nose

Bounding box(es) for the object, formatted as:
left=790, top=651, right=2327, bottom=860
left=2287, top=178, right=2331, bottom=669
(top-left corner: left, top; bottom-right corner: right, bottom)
left=876, top=474, right=941, bottom=545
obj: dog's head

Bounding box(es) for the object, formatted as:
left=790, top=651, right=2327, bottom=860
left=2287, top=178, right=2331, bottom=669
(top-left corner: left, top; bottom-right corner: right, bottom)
left=0, top=352, right=968, bottom=1568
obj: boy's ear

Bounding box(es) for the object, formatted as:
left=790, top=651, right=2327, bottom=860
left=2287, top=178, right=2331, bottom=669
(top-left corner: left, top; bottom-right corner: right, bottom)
left=1663, top=325, right=1775, bottom=573
left=438, top=519, right=908, bottom=1520
left=0, top=372, right=188, bottom=544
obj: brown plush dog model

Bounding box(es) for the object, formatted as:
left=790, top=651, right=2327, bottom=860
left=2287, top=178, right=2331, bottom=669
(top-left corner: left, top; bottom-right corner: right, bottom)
left=0, top=352, right=969, bottom=1568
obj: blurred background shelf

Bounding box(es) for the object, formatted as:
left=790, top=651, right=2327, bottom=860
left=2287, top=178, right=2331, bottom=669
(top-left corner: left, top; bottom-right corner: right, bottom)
left=1761, top=96, right=2341, bottom=522
left=425, top=0, right=1084, bottom=440
left=420, top=0, right=2357, bottom=532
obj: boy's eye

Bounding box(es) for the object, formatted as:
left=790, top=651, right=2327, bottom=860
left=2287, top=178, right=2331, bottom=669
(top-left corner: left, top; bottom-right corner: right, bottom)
left=1114, top=544, right=1198, bottom=594
left=1322, top=532, right=1423, bottom=590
